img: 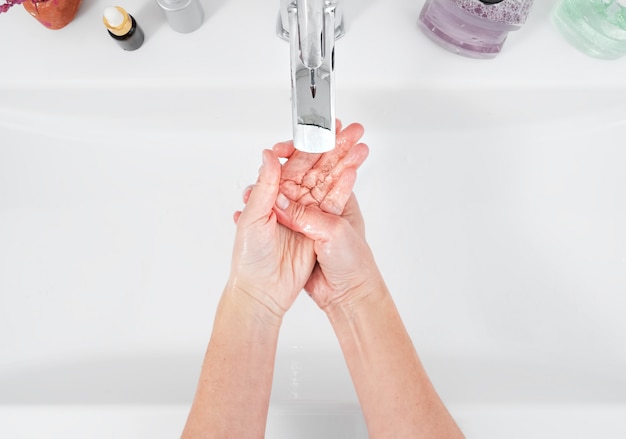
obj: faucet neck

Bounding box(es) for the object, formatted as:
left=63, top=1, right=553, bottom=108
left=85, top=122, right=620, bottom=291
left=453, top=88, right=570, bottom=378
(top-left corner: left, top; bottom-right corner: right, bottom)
left=296, top=0, right=326, bottom=69
left=278, top=0, right=344, bottom=153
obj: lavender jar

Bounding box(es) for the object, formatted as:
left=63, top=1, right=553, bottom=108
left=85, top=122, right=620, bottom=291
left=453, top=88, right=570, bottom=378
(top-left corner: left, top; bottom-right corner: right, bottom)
left=418, top=0, right=535, bottom=58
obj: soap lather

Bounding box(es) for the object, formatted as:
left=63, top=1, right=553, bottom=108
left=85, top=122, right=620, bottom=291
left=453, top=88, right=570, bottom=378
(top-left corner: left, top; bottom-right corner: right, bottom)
left=156, top=0, right=204, bottom=33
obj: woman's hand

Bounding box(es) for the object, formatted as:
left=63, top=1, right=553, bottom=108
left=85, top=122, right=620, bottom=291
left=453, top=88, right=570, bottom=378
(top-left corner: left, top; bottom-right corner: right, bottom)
left=273, top=120, right=369, bottom=215
left=272, top=121, right=372, bottom=309
left=274, top=193, right=382, bottom=310
left=229, top=149, right=315, bottom=320
left=231, top=121, right=369, bottom=317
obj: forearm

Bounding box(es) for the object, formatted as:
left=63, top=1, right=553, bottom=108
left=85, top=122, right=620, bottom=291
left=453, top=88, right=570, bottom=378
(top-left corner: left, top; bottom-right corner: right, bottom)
left=326, top=281, right=464, bottom=439
left=181, top=286, right=282, bottom=439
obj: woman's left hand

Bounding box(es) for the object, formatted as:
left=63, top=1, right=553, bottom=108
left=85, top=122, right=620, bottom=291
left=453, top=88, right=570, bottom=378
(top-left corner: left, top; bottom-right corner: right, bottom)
left=229, top=149, right=315, bottom=320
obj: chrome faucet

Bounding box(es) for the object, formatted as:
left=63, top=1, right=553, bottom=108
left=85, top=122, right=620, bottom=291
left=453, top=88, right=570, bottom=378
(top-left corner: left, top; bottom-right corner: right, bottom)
left=277, top=0, right=344, bottom=153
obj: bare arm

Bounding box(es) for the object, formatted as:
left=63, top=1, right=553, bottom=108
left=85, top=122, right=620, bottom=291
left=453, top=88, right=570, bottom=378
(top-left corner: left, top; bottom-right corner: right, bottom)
left=181, top=150, right=290, bottom=439
left=327, top=282, right=463, bottom=438
left=274, top=195, right=464, bottom=439
left=180, top=288, right=281, bottom=439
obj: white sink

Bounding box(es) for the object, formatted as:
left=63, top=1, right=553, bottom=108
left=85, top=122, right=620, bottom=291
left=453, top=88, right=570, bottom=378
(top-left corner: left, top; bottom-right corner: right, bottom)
left=1, top=0, right=625, bottom=437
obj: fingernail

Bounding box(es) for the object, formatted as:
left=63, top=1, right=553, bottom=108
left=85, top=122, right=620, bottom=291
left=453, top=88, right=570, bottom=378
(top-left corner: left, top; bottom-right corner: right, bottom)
left=242, top=185, right=253, bottom=202
left=276, top=193, right=290, bottom=210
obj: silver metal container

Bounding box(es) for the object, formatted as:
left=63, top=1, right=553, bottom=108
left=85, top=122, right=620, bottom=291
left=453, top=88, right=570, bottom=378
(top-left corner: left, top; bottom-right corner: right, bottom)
left=156, top=0, right=204, bottom=33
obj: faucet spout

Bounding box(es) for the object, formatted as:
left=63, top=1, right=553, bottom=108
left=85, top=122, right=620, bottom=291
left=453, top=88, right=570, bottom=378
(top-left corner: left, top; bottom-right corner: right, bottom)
left=278, top=0, right=344, bottom=153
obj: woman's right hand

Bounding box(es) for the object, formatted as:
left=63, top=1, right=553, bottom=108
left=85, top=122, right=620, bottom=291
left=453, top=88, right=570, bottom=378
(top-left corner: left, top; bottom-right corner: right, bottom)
left=276, top=192, right=466, bottom=439
left=274, top=193, right=384, bottom=311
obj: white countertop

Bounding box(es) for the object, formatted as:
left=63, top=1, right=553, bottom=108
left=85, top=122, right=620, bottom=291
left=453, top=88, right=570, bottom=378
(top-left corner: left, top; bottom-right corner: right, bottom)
left=0, top=0, right=625, bottom=90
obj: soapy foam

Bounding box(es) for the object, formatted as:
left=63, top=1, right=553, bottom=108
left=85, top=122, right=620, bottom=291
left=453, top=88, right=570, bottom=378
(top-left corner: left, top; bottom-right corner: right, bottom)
left=455, top=0, right=534, bottom=25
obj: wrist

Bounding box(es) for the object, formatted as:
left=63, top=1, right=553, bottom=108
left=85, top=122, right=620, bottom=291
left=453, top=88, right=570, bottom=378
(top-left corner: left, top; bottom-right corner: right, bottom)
left=219, top=280, right=284, bottom=333
left=323, top=275, right=389, bottom=321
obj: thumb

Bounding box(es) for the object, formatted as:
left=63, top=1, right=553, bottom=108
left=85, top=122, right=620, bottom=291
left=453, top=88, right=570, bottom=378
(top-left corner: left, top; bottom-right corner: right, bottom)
left=242, top=150, right=281, bottom=220
left=274, top=197, right=339, bottom=243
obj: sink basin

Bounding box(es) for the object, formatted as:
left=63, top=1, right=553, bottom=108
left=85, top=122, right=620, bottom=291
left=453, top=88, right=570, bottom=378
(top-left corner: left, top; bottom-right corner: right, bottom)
left=1, top=0, right=625, bottom=437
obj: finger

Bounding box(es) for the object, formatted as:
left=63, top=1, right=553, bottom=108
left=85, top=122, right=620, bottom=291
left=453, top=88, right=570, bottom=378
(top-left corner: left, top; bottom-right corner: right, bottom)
left=312, top=142, right=368, bottom=194
left=240, top=150, right=281, bottom=221
left=272, top=140, right=296, bottom=159
left=318, top=168, right=357, bottom=215
left=303, top=124, right=364, bottom=187
left=336, top=123, right=365, bottom=155
left=302, top=142, right=369, bottom=200
left=242, top=185, right=253, bottom=204
left=278, top=122, right=363, bottom=196
left=273, top=197, right=338, bottom=243
left=233, top=211, right=242, bottom=224
left=280, top=151, right=322, bottom=184
left=341, top=193, right=366, bottom=238
left=339, top=142, right=369, bottom=170
left=335, top=118, right=343, bottom=133
left=279, top=179, right=311, bottom=205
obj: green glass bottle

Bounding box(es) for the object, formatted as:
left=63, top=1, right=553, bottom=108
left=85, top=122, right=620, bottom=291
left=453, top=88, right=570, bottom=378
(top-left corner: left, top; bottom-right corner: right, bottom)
left=553, top=0, right=626, bottom=59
